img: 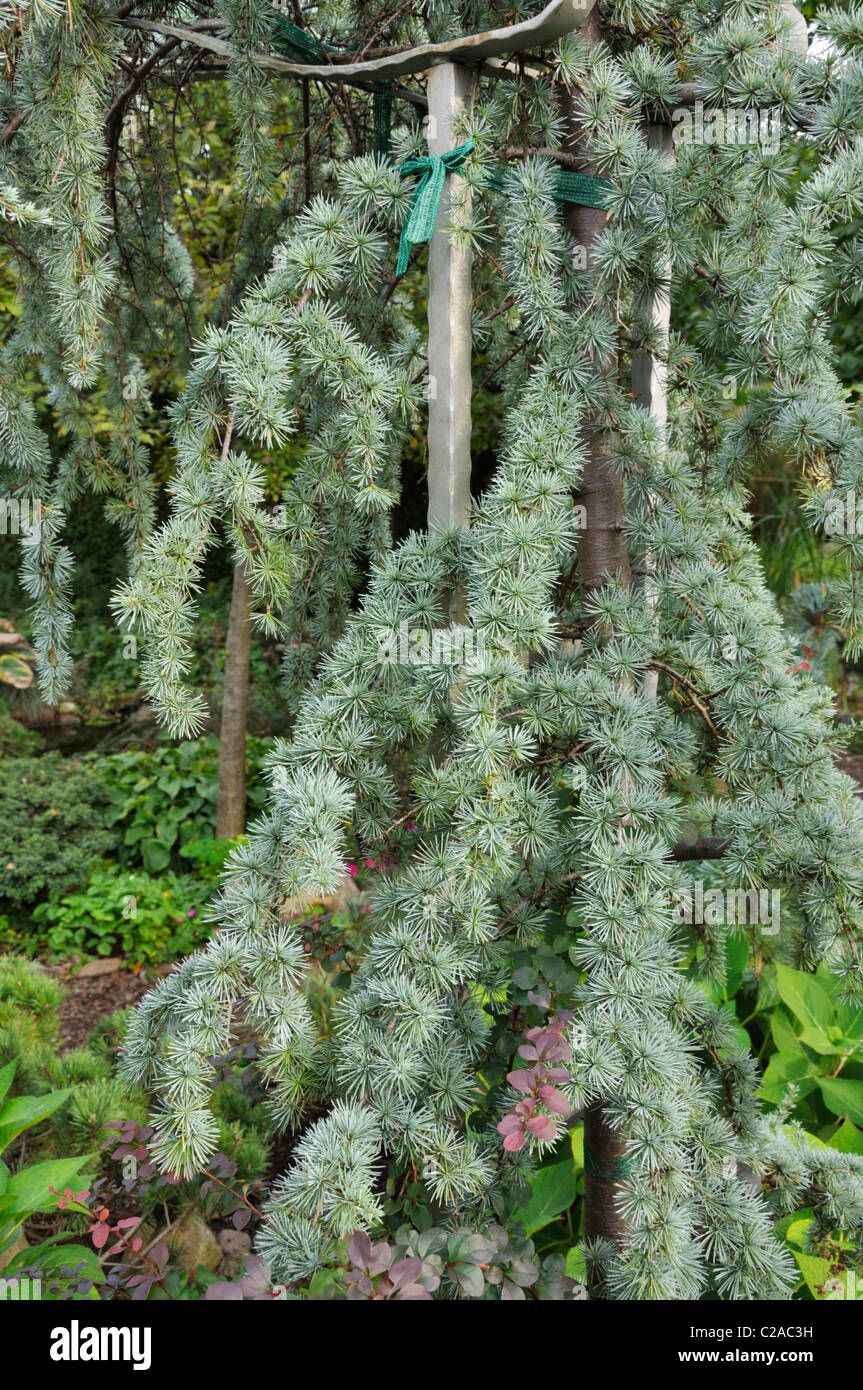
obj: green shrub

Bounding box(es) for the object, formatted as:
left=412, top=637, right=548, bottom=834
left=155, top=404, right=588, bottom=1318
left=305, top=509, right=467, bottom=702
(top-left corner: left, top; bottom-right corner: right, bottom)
left=63, top=1076, right=148, bottom=1152
left=0, top=958, right=147, bottom=1136
left=31, top=866, right=215, bottom=965
left=86, top=1007, right=136, bottom=1063
left=0, top=702, right=43, bottom=757
left=0, top=953, right=64, bottom=1034
left=179, top=836, right=237, bottom=881
left=100, top=735, right=270, bottom=874
left=0, top=1059, right=98, bottom=1286
left=0, top=754, right=115, bottom=908
left=210, top=1072, right=273, bottom=1185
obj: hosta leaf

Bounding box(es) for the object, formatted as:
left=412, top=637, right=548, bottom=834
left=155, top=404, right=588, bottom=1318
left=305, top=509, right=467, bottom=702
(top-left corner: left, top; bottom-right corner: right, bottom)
left=0, top=653, right=34, bottom=688
left=760, top=1049, right=818, bottom=1104
left=0, top=1154, right=92, bottom=1219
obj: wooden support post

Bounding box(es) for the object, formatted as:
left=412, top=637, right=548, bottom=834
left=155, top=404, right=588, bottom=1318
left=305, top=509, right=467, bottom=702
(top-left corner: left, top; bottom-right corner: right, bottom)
left=630, top=125, right=672, bottom=430
left=425, top=61, right=474, bottom=542
left=631, top=122, right=673, bottom=702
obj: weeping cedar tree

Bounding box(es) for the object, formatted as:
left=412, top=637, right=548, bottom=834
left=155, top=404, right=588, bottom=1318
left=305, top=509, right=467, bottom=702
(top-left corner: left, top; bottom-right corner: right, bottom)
left=5, top=0, right=863, bottom=1300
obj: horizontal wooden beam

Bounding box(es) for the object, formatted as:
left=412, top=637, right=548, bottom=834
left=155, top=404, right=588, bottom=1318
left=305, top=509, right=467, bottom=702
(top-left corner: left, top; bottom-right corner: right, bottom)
left=120, top=0, right=595, bottom=86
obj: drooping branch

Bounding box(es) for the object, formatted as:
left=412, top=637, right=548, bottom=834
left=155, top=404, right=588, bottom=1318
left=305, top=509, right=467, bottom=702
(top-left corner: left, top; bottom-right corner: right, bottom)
left=0, top=109, right=26, bottom=146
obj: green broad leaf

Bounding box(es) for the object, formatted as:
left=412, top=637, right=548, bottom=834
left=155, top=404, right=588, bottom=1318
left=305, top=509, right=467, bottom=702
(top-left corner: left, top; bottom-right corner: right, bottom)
left=4, top=1238, right=102, bottom=1285
left=760, top=1049, right=819, bottom=1104
left=511, top=966, right=538, bottom=990
left=512, top=1160, right=577, bottom=1236
left=141, top=839, right=172, bottom=873
left=570, top=1124, right=584, bottom=1170
left=451, top=1262, right=484, bottom=1298
left=0, top=1159, right=8, bottom=1197
left=793, top=1250, right=833, bottom=1299
left=833, top=1000, right=861, bottom=1045
left=725, top=1017, right=753, bottom=1056
left=0, top=1086, right=73, bottom=1155
left=565, top=1245, right=586, bottom=1282
left=535, top=950, right=564, bottom=982
left=827, top=1119, right=863, bottom=1155
left=0, top=1060, right=15, bottom=1110
left=776, top=1211, right=814, bottom=1251
left=0, top=1154, right=92, bottom=1219
left=755, top=973, right=780, bottom=1016
left=774, top=964, right=835, bottom=1053
left=817, top=1076, right=863, bottom=1126
left=723, top=933, right=748, bottom=1000
left=771, top=1007, right=807, bottom=1057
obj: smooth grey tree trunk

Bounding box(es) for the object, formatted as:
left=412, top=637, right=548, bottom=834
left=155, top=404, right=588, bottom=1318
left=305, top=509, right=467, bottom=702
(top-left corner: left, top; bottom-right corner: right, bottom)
left=425, top=62, right=474, bottom=624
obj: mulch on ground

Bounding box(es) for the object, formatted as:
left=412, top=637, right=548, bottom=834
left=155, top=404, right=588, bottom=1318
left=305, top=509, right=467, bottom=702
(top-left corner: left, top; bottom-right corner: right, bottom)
left=53, top=966, right=160, bottom=1052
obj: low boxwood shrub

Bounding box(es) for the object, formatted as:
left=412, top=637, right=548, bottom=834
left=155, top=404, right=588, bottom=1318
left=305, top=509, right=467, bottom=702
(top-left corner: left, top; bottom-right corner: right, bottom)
left=0, top=754, right=114, bottom=908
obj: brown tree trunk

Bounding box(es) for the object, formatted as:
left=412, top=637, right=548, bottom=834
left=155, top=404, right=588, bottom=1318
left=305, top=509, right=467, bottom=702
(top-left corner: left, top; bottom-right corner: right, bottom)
left=583, top=1102, right=630, bottom=1244
left=561, top=6, right=631, bottom=1251
left=216, top=560, right=253, bottom=839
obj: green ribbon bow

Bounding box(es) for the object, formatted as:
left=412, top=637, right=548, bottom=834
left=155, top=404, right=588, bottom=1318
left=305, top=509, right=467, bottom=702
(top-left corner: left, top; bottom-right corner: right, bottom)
left=396, top=138, right=474, bottom=277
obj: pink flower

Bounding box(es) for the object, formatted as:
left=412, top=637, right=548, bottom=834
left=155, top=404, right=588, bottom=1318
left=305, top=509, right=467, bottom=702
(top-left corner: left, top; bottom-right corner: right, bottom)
left=365, top=858, right=376, bottom=869
left=346, top=864, right=358, bottom=877
left=187, top=909, right=198, bottom=919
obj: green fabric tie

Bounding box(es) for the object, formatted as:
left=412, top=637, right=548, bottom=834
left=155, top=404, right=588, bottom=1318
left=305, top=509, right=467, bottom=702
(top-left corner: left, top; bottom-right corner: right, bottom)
left=555, top=171, right=614, bottom=209
left=483, top=166, right=612, bottom=209
left=584, top=1145, right=635, bottom=1181
left=396, top=138, right=475, bottom=277
left=271, top=18, right=393, bottom=160
left=271, top=15, right=328, bottom=61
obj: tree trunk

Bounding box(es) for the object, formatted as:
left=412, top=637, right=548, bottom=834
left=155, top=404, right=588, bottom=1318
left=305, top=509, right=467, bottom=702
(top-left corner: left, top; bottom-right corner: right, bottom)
left=561, top=6, right=631, bottom=1251
left=583, top=1102, right=629, bottom=1244
left=216, top=560, right=253, bottom=839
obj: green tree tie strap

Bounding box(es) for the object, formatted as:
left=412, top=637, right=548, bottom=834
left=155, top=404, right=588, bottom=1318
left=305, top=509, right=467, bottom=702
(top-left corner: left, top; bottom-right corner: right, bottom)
left=396, top=138, right=475, bottom=276
left=555, top=171, right=613, bottom=209
left=271, top=16, right=332, bottom=62
left=483, top=166, right=612, bottom=208
left=272, top=18, right=393, bottom=158
left=584, top=1145, right=635, bottom=1181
